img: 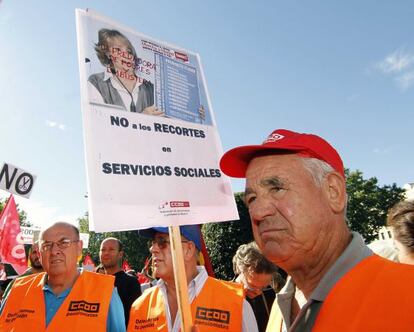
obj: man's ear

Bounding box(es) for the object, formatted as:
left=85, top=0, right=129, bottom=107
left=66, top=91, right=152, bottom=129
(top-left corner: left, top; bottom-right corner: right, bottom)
left=77, top=240, right=83, bottom=262
left=183, top=242, right=196, bottom=262
left=324, top=172, right=347, bottom=213
left=78, top=240, right=83, bottom=252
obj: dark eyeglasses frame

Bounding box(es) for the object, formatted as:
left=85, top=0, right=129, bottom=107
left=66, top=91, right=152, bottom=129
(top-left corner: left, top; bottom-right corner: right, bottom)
left=40, top=239, right=79, bottom=252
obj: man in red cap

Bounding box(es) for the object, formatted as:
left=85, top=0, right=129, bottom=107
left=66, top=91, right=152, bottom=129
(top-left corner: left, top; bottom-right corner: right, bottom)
left=220, top=129, right=414, bottom=331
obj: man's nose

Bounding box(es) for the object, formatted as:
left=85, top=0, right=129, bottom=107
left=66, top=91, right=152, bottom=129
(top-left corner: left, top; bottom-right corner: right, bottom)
left=150, top=243, right=160, bottom=254
left=50, top=243, right=62, bottom=254
left=249, top=197, right=277, bottom=224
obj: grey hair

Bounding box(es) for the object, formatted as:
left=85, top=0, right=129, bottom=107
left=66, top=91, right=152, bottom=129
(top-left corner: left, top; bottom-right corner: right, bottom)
left=232, top=241, right=278, bottom=275
left=300, top=157, right=348, bottom=217
left=300, top=157, right=334, bottom=186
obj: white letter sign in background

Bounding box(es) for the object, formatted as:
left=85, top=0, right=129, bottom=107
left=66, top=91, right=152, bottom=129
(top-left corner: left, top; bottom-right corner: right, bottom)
left=76, top=9, right=238, bottom=232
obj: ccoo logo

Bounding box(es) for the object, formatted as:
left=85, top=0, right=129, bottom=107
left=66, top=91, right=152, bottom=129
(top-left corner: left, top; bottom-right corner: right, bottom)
left=264, top=133, right=284, bottom=143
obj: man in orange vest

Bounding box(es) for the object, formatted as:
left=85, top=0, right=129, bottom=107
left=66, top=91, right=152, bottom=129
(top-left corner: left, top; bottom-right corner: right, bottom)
left=0, top=221, right=126, bottom=331
left=128, top=225, right=258, bottom=332
left=220, top=129, right=414, bottom=332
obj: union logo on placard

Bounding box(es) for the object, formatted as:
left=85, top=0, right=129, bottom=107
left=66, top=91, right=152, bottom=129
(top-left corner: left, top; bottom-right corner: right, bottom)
left=170, top=201, right=190, bottom=208
left=175, top=51, right=188, bottom=62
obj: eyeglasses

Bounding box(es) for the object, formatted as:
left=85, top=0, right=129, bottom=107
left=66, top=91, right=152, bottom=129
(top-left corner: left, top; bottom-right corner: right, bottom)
left=40, top=239, right=79, bottom=252
left=148, top=237, right=189, bottom=250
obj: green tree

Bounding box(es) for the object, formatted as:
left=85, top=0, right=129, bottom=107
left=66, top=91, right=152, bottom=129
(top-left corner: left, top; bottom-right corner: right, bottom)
left=202, top=193, right=253, bottom=280
left=78, top=214, right=150, bottom=271
left=345, top=169, right=405, bottom=242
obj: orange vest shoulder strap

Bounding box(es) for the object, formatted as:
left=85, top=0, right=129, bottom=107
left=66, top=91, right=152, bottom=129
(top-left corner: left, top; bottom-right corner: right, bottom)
left=313, top=255, right=414, bottom=332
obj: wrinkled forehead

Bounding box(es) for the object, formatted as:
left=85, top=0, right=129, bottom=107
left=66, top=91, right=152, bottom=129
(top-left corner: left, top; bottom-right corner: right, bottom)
left=246, top=153, right=304, bottom=180
left=40, top=224, right=77, bottom=242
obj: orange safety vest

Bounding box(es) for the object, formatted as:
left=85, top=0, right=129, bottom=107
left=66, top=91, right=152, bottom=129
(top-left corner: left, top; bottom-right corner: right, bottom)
left=266, top=255, right=414, bottom=332
left=128, top=277, right=244, bottom=332
left=0, top=270, right=114, bottom=332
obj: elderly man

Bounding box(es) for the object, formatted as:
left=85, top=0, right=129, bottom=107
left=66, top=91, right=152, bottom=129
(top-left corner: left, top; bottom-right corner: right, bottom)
left=220, top=129, right=414, bottom=331
left=100, top=237, right=141, bottom=326
left=128, top=225, right=258, bottom=332
left=0, top=222, right=125, bottom=331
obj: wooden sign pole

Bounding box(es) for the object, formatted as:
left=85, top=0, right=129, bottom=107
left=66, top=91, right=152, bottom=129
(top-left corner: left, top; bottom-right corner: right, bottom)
left=169, top=225, right=193, bottom=332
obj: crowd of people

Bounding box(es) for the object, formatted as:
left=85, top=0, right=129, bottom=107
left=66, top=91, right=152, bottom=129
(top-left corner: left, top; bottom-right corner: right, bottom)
left=1, top=129, right=414, bottom=331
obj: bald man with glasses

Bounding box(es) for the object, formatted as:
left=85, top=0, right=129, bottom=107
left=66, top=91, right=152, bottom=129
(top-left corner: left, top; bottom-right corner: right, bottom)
left=0, top=222, right=125, bottom=332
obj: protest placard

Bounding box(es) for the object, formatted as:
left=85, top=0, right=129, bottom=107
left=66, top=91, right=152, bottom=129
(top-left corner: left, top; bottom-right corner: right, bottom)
left=0, top=163, right=36, bottom=199
left=76, top=9, right=238, bottom=232
left=20, top=226, right=41, bottom=245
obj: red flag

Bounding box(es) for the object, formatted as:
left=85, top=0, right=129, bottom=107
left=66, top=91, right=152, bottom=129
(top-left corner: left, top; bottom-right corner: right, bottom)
left=0, top=195, right=28, bottom=275
left=137, top=257, right=152, bottom=284
left=122, top=259, right=131, bottom=271
left=82, top=254, right=95, bottom=272
left=137, top=272, right=150, bottom=284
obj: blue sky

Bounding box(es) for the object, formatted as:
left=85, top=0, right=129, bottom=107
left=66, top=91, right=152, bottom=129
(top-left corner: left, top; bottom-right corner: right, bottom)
left=1, top=0, right=413, bottom=228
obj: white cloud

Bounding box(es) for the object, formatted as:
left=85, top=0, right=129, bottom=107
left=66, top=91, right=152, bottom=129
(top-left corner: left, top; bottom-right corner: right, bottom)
left=46, top=120, right=57, bottom=128
left=46, top=120, right=66, bottom=131
left=395, top=71, right=414, bottom=91
left=376, top=48, right=414, bottom=74
left=372, top=48, right=414, bottom=92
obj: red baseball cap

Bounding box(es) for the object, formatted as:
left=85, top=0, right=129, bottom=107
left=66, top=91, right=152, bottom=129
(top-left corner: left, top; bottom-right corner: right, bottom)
left=220, top=129, right=344, bottom=178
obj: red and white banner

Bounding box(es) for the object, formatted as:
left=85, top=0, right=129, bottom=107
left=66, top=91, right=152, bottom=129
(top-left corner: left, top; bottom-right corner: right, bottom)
left=122, top=259, right=132, bottom=272
left=82, top=254, right=95, bottom=272
left=0, top=195, right=28, bottom=274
